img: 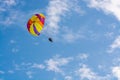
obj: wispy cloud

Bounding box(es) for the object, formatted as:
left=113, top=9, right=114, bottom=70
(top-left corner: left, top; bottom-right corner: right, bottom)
left=14, top=62, right=45, bottom=71
left=112, top=66, right=120, bottom=80
left=0, top=0, right=26, bottom=27
left=45, top=0, right=70, bottom=36
left=11, top=56, right=73, bottom=78
left=85, top=0, right=120, bottom=21
left=0, top=0, right=16, bottom=12
left=76, top=53, right=88, bottom=60
left=45, top=55, right=73, bottom=74
left=10, top=39, right=16, bottom=44
left=76, top=64, right=111, bottom=80
left=0, top=70, right=5, bottom=74
left=3, top=0, right=16, bottom=6
left=11, top=55, right=118, bottom=80
left=112, top=57, right=120, bottom=65
left=14, top=64, right=21, bottom=70
left=105, top=32, right=114, bottom=39
left=62, top=30, right=84, bottom=43
left=64, top=76, right=73, bottom=80
left=31, top=63, right=45, bottom=69
left=45, top=0, right=85, bottom=38
left=0, top=11, right=18, bottom=25
left=107, top=36, right=120, bottom=53
left=26, top=71, right=33, bottom=79
left=0, top=10, right=27, bottom=28
left=76, top=64, right=96, bottom=80
left=12, top=48, right=19, bottom=53
left=0, top=1, right=40, bottom=29
left=8, top=70, right=14, bottom=74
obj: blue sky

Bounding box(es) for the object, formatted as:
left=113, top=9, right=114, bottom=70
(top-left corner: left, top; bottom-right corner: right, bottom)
left=1, top=0, right=120, bottom=80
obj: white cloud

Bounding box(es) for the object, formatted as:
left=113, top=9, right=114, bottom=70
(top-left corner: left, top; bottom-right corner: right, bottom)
left=65, top=76, right=72, bottom=80
left=26, top=71, right=33, bottom=79
left=4, top=0, right=16, bottom=6
left=10, top=40, right=16, bottom=44
left=11, top=55, right=116, bottom=80
left=0, top=0, right=17, bottom=12
left=0, top=70, right=5, bottom=74
left=69, top=0, right=85, bottom=15
left=32, top=63, right=45, bottom=69
left=0, top=0, right=26, bottom=27
left=77, top=53, right=88, bottom=60
left=112, top=58, right=120, bottom=65
left=45, top=55, right=72, bottom=73
left=0, top=10, right=26, bottom=27
left=34, top=42, right=40, bottom=46
left=8, top=70, right=14, bottom=74
left=45, top=0, right=69, bottom=35
left=105, top=32, right=114, bottom=39
left=76, top=64, right=96, bottom=80
left=14, top=64, right=21, bottom=70
left=13, top=62, right=45, bottom=71
left=86, top=0, right=120, bottom=21
left=98, top=65, right=105, bottom=70
left=12, top=48, right=19, bottom=53
left=61, top=27, right=85, bottom=43
left=76, top=64, right=111, bottom=80
left=107, top=36, right=120, bottom=53
left=21, top=62, right=32, bottom=66
left=45, top=0, right=84, bottom=37
left=62, top=32, right=83, bottom=43
left=0, top=16, right=15, bottom=25
left=74, top=5, right=85, bottom=15
left=112, top=66, right=120, bottom=80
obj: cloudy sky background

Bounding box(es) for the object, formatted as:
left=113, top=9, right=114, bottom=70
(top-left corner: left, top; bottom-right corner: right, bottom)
left=1, top=0, right=120, bottom=80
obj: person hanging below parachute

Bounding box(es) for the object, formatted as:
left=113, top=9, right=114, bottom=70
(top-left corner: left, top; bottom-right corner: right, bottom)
left=27, top=13, right=53, bottom=42
left=48, top=37, right=53, bottom=42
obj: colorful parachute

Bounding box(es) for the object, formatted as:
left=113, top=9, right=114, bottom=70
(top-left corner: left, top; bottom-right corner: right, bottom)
left=27, top=13, right=45, bottom=36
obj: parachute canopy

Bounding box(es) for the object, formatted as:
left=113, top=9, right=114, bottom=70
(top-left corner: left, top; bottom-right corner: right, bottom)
left=27, top=13, right=45, bottom=36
